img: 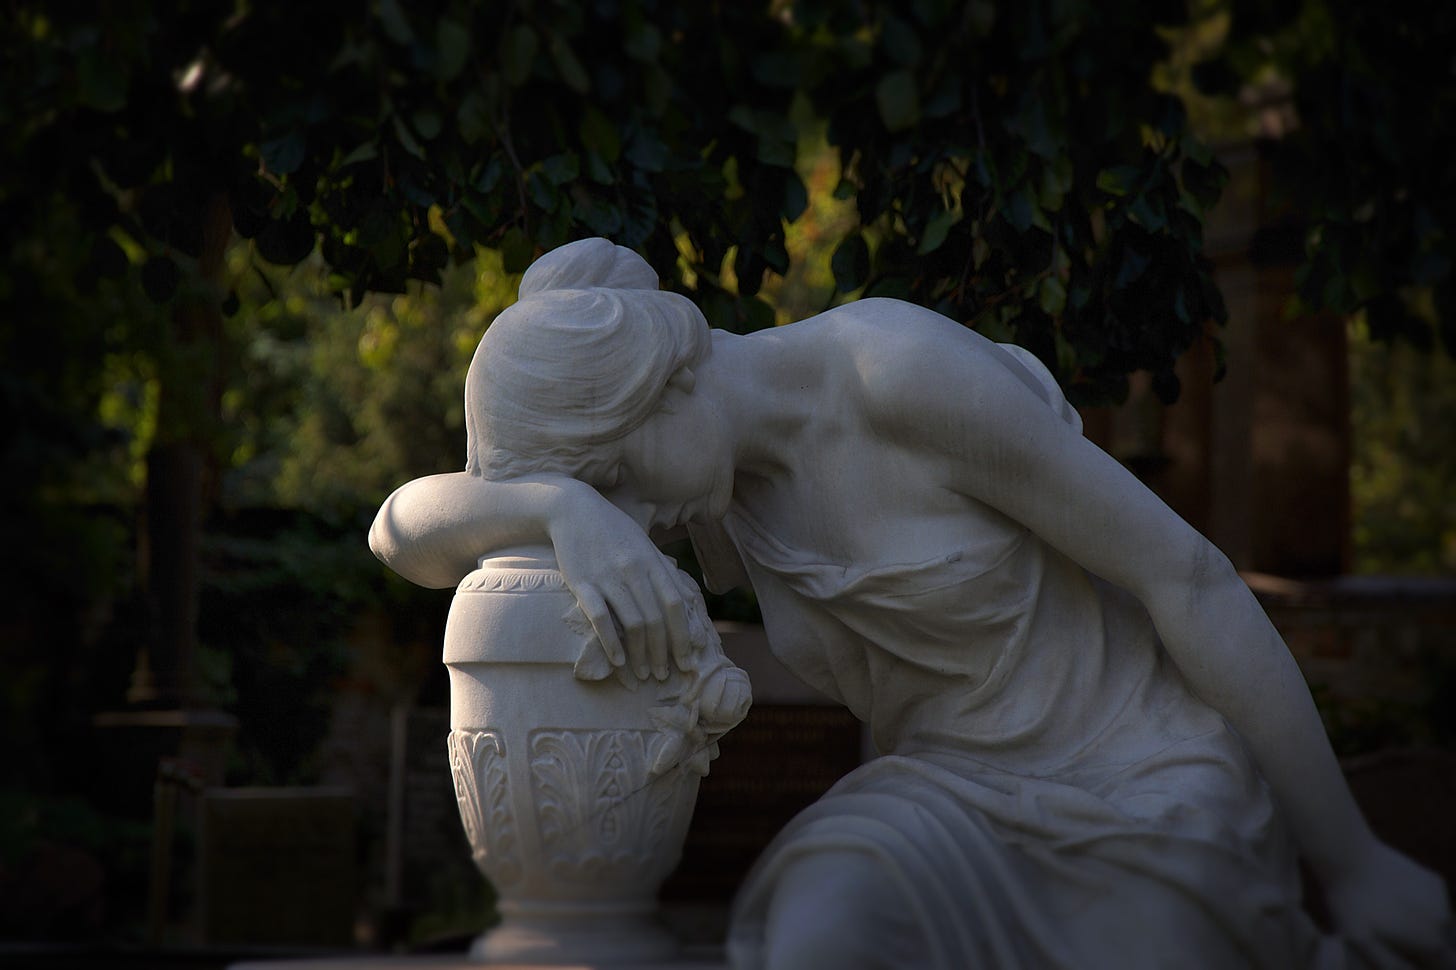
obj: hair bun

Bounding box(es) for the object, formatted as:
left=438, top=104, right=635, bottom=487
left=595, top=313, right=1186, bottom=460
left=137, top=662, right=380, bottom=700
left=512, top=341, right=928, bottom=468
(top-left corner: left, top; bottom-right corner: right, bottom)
left=518, top=237, right=658, bottom=297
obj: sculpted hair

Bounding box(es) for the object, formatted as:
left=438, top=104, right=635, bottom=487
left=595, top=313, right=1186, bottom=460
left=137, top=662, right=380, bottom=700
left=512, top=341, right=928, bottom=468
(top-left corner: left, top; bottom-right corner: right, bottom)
left=464, top=238, right=710, bottom=480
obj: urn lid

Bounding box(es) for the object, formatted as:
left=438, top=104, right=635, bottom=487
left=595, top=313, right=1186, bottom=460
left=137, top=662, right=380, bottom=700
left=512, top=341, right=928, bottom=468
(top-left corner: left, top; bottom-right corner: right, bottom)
left=443, top=547, right=598, bottom=665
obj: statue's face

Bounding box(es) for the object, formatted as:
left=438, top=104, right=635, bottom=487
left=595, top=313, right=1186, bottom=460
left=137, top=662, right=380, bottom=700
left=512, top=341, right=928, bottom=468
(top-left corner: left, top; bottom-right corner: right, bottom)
left=588, top=382, right=734, bottom=531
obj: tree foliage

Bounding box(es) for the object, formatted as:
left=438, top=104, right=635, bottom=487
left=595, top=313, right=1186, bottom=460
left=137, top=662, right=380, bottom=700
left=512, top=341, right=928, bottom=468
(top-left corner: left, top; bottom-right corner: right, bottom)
left=6, top=0, right=1453, bottom=646
left=1193, top=0, right=1456, bottom=354
left=5, top=0, right=1238, bottom=411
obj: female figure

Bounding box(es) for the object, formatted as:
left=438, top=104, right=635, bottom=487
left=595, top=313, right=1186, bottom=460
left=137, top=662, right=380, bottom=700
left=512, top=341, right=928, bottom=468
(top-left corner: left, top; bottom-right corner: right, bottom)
left=371, top=238, right=1450, bottom=969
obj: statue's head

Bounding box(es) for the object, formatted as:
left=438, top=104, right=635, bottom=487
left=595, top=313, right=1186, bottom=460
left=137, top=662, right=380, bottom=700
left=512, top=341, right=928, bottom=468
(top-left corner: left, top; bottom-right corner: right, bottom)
left=465, top=238, right=710, bottom=480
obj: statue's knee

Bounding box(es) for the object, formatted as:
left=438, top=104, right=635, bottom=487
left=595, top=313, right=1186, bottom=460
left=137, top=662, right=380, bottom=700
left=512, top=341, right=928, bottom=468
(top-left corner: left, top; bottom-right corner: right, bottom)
left=762, top=852, right=922, bottom=970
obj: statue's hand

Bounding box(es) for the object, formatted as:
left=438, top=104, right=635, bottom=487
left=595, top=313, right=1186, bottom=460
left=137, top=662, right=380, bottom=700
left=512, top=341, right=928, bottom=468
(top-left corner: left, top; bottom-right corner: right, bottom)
left=1323, top=839, right=1454, bottom=968
left=550, top=484, right=693, bottom=681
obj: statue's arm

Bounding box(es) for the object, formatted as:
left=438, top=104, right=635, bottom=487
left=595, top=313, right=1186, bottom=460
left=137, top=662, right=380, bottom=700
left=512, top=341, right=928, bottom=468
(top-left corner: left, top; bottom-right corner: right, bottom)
left=369, top=472, right=582, bottom=588
left=370, top=471, right=694, bottom=679
left=860, top=322, right=1451, bottom=960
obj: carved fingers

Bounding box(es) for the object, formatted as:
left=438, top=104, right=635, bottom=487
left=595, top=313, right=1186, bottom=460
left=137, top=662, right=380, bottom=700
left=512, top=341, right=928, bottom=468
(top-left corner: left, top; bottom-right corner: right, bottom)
left=550, top=487, right=714, bottom=684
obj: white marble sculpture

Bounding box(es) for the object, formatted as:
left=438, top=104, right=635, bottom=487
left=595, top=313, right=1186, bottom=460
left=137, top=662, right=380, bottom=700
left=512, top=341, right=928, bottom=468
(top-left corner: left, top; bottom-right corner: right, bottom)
left=371, top=238, right=1454, bottom=969
left=444, top=545, right=749, bottom=963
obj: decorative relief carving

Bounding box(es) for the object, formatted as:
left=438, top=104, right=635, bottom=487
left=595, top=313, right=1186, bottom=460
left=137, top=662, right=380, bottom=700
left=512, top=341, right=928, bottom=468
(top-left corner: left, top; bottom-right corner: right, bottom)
left=448, top=729, right=524, bottom=889
left=528, top=729, right=690, bottom=884
left=457, top=567, right=570, bottom=594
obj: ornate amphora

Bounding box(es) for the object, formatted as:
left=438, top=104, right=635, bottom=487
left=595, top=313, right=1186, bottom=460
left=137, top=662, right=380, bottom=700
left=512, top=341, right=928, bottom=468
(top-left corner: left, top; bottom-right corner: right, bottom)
left=444, top=546, right=750, bottom=964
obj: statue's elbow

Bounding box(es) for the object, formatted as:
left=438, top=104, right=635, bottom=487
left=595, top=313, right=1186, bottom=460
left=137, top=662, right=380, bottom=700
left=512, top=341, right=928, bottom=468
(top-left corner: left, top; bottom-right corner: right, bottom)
left=368, top=497, right=407, bottom=569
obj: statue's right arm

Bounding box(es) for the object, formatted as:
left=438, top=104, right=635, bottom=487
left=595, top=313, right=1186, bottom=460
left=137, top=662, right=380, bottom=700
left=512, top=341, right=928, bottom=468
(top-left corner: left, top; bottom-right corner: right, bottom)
left=368, top=472, right=580, bottom=588
left=369, top=471, right=693, bottom=679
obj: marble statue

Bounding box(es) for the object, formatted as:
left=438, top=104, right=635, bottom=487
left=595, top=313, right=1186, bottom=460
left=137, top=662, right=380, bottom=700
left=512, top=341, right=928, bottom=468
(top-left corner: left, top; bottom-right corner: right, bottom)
left=371, top=238, right=1454, bottom=969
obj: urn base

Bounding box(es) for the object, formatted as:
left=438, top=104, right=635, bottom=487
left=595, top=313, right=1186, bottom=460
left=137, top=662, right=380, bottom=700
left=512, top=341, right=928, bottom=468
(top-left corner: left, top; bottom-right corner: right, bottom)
left=471, top=904, right=678, bottom=964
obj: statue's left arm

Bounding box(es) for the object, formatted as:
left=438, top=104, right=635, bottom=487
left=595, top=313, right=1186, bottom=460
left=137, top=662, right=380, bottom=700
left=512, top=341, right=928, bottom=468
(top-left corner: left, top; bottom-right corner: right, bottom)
left=858, top=318, right=1452, bottom=965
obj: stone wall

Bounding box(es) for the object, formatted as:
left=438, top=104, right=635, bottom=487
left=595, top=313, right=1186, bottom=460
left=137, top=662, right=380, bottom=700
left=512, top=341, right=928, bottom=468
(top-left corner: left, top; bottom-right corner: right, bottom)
left=1250, top=572, right=1456, bottom=752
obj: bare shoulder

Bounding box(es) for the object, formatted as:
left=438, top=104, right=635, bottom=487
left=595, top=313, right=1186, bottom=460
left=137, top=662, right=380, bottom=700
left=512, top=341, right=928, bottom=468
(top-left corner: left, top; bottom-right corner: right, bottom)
left=792, top=299, right=1005, bottom=426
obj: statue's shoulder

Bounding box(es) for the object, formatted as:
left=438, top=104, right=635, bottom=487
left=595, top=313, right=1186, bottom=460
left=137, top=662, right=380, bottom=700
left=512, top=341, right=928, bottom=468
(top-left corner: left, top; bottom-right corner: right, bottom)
left=796, top=300, right=995, bottom=385
left=799, top=298, right=978, bottom=352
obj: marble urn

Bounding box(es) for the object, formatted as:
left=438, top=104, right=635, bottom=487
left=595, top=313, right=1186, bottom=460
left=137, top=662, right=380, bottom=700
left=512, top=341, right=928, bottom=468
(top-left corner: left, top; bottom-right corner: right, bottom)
left=443, top=546, right=750, bottom=964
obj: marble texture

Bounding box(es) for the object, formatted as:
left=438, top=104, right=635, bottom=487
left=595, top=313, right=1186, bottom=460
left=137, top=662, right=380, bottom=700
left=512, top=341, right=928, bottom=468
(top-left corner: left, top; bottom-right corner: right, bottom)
left=372, top=238, right=1453, bottom=968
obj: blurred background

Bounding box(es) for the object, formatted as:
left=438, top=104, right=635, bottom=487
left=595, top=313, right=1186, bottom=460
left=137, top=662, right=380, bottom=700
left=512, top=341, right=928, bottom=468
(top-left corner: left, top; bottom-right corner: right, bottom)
left=2, top=0, right=1452, bottom=964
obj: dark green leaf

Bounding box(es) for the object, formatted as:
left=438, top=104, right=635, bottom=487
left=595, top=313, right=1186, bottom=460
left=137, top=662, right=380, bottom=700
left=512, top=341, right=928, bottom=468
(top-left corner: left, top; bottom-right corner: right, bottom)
left=625, top=130, right=668, bottom=172
left=409, top=232, right=449, bottom=282
left=377, top=0, right=413, bottom=45
left=1038, top=275, right=1067, bottom=315
left=579, top=107, right=621, bottom=163
left=584, top=151, right=614, bottom=185
left=741, top=295, right=776, bottom=332
left=1039, top=155, right=1073, bottom=211
left=261, top=131, right=306, bottom=176
left=734, top=246, right=766, bottom=297
left=339, top=142, right=378, bottom=167
left=1127, top=192, right=1167, bottom=232
left=1003, top=187, right=1034, bottom=233
left=1172, top=285, right=1190, bottom=323
left=1114, top=246, right=1151, bottom=287
left=542, top=152, right=581, bottom=185
left=967, top=0, right=996, bottom=36
left=918, top=208, right=957, bottom=254
left=1012, top=97, right=1056, bottom=159
left=624, top=23, right=662, bottom=62
left=141, top=255, right=178, bottom=302
left=391, top=115, right=425, bottom=160
left=1096, top=165, right=1142, bottom=197
left=758, top=134, right=797, bottom=168
left=503, top=26, right=538, bottom=87
left=782, top=173, right=808, bottom=222
left=875, top=71, right=920, bottom=132
left=257, top=211, right=316, bottom=266
left=89, top=235, right=128, bottom=278
left=763, top=238, right=790, bottom=275
left=923, top=76, right=963, bottom=119
left=882, top=15, right=922, bottom=66
left=474, top=156, right=504, bottom=193
left=500, top=228, right=534, bottom=274
left=77, top=51, right=127, bottom=113
left=528, top=171, right=558, bottom=211
left=865, top=276, right=912, bottom=301
left=435, top=19, right=471, bottom=81
left=230, top=177, right=274, bottom=239
left=458, top=91, right=493, bottom=145
left=643, top=65, right=672, bottom=116
left=831, top=233, right=870, bottom=292
left=548, top=33, right=591, bottom=94
left=620, top=187, right=658, bottom=248
left=413, top=108, right=443, bottom=142
left=699, top=287, right=736, bottom=330
left=750, top=51, right=801, bottom=88
left=573, top=190, right=624, bottom=237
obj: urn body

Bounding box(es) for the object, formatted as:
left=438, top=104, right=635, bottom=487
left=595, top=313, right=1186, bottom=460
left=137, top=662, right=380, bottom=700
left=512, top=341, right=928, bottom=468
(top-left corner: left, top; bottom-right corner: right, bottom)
left=444, top=548, right=701, bottom=964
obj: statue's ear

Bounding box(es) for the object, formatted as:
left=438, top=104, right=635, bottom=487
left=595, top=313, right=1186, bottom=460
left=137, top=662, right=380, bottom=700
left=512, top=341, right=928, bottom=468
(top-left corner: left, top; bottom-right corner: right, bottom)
left=667, top=366, right=696, bottom=394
